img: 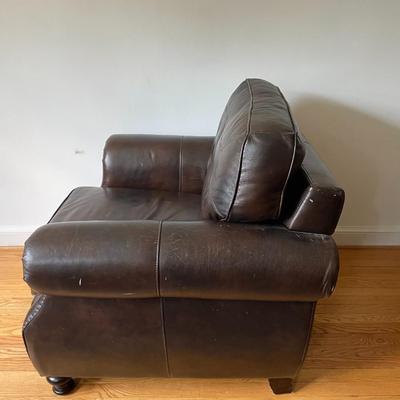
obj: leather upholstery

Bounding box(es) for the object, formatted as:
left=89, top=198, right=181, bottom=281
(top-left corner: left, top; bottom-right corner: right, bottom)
left=164, top=299, right=315, bottom=378
left=22, top=79, right=344, bottom=390
left=202, top=79, right=304, bottom=222
left=23, top=221, right=338, bottom=301
left=24, top=295, right=315, bottom=378
left=23, top=221, right=160, bottom=299
left=23, top=295, right=168, bottom=377
left=102, top=134, right=213, bottom=194
left=50, top=186, right=202, bottom=223
left=101, top=130, right=343, bottom=234
left=282, top=134, right=345, bottom=235
left=160, top=222, right=338, bottom=301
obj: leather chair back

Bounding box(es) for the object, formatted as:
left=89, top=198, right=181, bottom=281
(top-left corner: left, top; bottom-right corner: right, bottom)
left=201, top=78, right=304, bottom=222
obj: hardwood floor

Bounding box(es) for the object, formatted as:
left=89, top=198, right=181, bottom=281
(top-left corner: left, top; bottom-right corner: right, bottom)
left=1, top=247, right=400, bottom=399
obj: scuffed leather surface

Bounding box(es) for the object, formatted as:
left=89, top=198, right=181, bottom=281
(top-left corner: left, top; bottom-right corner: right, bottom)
left=23, top=221, right=160, bottom=298
left=23, top=221, right=338, bottom=301
left=23, top=296, right=168, bottom=377
left=282, top=134, right=345, bottom=234
left=102, top=134, right=213, bottom=194
left=164, top=299, right=315, bottom=377
left=202, top=79, right=304, bottom=222
left=160, top=222, right=339, bottom=301
left=50, top=186, right=202, bottom=223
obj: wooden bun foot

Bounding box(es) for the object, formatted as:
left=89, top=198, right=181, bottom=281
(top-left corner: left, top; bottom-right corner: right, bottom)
left=46, top=377, right=76, bottom=395
left=268, top=378, right=294, bottom=394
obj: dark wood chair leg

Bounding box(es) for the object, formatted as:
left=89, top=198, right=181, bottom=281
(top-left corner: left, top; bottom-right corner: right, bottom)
left=268, top=378, right=294, bottom=394
left=46, top=377, right=76, bottom=395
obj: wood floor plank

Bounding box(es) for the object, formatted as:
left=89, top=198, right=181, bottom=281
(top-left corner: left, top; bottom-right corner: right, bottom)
left=1, top=246, right=400, bottom=399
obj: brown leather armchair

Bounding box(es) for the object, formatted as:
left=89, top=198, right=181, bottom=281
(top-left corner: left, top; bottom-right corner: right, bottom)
left=22, top=79, right=344, bottom=395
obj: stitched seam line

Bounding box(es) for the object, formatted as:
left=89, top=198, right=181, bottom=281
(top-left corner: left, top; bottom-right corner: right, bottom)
left=226, top=79, right=254, bottom=221
left=178, top=136, right=183, bottom=193
left=155, top=221, right=163, bottom=297
left=277, top=86, right=299, bottom=218
left=22, top=294, right=47, bottom=362
left=278, top=133, right=297, bottom=218
left=22, top=294, right=47, bottom=330
left=155, top=221, right=171, bottom=376
left=47, top=188, right=75, bottom=223
left=160, top=297, right=171, bottom=377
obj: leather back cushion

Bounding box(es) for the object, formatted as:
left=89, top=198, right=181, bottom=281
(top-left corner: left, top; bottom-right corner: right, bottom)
left=201, top=79, right=304, bottom=222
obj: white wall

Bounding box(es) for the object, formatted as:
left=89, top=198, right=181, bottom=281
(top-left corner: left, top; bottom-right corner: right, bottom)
left=1, top=0, right=399, bottom=245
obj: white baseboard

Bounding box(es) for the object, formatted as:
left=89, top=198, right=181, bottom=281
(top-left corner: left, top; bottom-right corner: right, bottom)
left=0, top=225, right=399, bottom=247
left=0, top=226, right=38, bottom=246
left=333, top=226, right=400, bottom=246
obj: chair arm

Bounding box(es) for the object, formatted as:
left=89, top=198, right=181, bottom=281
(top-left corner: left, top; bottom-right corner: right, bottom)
left=283, top=135, right=345, bottom=235
left=23, top=221, right=339, bottom=301
left=160, top=221, right=339, bottom=301
left=23, top=221, right=161, bottom=298
left=102, top=134, right=214, bottom=194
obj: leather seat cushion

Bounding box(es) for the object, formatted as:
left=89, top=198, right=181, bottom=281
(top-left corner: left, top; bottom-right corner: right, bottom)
left=202, top=78, right=304, bottom=223
left=50, top=186, right=203, bottom=223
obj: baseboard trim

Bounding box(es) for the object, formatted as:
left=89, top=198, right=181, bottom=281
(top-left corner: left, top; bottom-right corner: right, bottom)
left=0, top=226, right=38, bottom=246
left=0, top=225, right=399, bottom=246
left=333, top=226, right=400, bottom=246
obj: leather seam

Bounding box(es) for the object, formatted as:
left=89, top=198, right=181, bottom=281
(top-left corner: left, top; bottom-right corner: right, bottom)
left=155, top=220, right=163, bottom=297
left=277, top=86, right=299, bottom=219
left=22, top=294, right=47, bottom=330
left=226, top=78, right=254, bottom=221
left=47, top=188, right=75, bottom=223
left=156, top=222, right=171, bottom=377
left=160, top=298, right=171, bottom=377
left=22, top=294, right=47, bottom=363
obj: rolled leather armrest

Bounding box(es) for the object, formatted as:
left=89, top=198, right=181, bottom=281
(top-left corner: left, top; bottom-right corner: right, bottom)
left=23, top=221, right=339, bottom=301
left=23, top=221, right=161, bottom=298
left=283, top=134, right=345, bottom=235
left=160, top=221, right=339, bottom=301
left=102, top=134, right=214, bottom=194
